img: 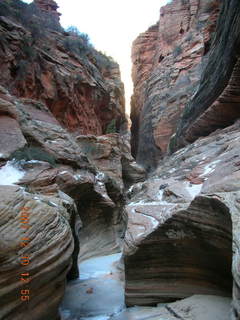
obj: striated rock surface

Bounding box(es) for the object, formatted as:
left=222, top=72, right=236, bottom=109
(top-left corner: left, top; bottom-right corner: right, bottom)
left=0, top=1, right=133, bottom=320
left=76, top=133, right=146, bottom=191
left=0, top=1, right=126, bottom=135
left=131, top=23, right=159, bottom=157
left=124, top=121, right=240, bottom=311
left=75, top=134, right=146, bottom=261
left=171, top=0, right=240, bottom=151
left=0, top=185, right=74, bottom=320
left=131, top=0, right=220, bottom=169
left=0, top=84, right=131, bottom=317
left=129, top=0, right=240, bottom=317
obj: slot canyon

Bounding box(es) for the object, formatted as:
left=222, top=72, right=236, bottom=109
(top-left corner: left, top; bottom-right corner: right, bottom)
left=0, top=0, right=240, bottom=320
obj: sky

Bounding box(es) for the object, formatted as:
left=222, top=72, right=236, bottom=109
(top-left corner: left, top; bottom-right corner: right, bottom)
left=23, top=0, right=170, bottom=113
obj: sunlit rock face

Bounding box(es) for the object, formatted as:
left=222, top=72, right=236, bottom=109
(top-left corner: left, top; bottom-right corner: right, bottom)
left=0, top=2, right=127, bottom=136
left=124, top=121, right=240, bottom=309
left=131, top=0, right=220, bottom=170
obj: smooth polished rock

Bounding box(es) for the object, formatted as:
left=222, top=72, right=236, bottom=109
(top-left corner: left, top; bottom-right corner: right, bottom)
left=0, top=186, right=74, bottom=320
left=124, top=121, right=240, bottom=308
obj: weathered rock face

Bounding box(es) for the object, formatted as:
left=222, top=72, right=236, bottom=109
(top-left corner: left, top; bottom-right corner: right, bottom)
left=0, top=85, right=132, bottom=318
left=0, top=1, right=126, bottom=136
left=74, top=133, right=146, bottom=261
left=131, top=0, right=220, bottom=170
left=124, top=121, right=240, bottom=312
left=131, top=24, right=159, bottom=158
left=129, top=0, right=240, bottom=317
left=0, top=185, right=74, bottom=320
left=171, top=0, right=240, bottom=151
left=34, top=0, right=61, bottom=21
left=76, top=133, right=146, bottom=190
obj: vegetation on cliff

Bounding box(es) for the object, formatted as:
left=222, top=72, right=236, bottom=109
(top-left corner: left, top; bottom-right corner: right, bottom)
left=0, top=0, right=126, bottom=135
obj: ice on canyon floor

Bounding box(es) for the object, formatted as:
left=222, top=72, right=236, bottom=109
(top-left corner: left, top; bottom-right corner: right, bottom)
left=60, top=254, right=231, bottom=320
left=80, top=253, right=122, bottom=280
left=0, top=161, right=25, bottom=185
left=60, top=253, right=124, bottom=319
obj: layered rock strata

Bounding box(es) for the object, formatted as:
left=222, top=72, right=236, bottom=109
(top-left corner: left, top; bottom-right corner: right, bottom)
left=0, top=84, right=141, bottom=318
left=0, top=186, right=74, bottom=320
left=0, top=1, right=126, bottom=135
left=0, top=1, right=133, bottom=319
left=75, top=134, right=146, bottom=261
left=171, top=0, right=240, bottom=151
left=124, top=121, right=240, bottom=312
left=131, top=0, right=220, bottom=169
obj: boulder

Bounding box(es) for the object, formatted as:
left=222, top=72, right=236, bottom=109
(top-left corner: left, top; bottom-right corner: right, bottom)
left=0, top=186, right=74, bottom=320
left=124, top=121, right=240, bottom=312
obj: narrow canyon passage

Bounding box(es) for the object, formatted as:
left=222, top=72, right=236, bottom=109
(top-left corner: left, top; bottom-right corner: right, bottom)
left=60, top=248, right=232, bottom=320
left=1, top=0, right=240, bottom=320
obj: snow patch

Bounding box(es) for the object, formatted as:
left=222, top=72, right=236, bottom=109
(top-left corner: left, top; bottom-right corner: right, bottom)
left=129, top=200, right=173, bottom=207
left=127, top=185, right=134, bottom=194
left=74, top=174, right=82, bottom=180
left=0, top=161, right=25, bottom=186
left=200, top=160, right=221, bottom=177
left=184, top=181, right=202, bottom=199
left=96, top=172, right=105, bottom=181
left=141, top=213, right=159, bottom=229
left=49, top=201, right=58, bottom=207
left=157, top=189, right=174, bottom=206
left=158, top=189, right=164, bottom=200
left=26, top=160, right=45, bottom=164
left=59, top=171, right=68, bottom=175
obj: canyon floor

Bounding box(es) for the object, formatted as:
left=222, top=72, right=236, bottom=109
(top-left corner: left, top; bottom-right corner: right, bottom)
left=60, top=253, right=231, bottom=320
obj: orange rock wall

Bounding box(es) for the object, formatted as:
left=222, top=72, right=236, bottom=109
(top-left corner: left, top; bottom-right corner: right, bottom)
left=0, top=7, right=126, bottom=136
left=131, top=0, right=220, bottom=169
